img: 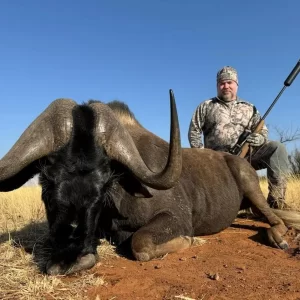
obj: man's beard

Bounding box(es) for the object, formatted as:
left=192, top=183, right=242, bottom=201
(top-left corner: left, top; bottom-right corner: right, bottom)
left=218, top=92, right=234, bottom=102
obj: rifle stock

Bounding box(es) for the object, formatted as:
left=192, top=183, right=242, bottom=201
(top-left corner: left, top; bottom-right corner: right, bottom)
left=238, top=119, right=265, bottom=158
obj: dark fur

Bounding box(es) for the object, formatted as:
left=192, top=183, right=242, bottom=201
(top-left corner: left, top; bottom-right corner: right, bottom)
left=39, top=104, right=114, bottom=267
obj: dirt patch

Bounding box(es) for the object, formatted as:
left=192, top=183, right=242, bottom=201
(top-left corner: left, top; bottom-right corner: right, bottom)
left=67, top=218, right=300, bottom=300
left=2, top=217, right=300, bottom=300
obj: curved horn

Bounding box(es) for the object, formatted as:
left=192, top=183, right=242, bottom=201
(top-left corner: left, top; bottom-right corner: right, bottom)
left=90, top=89, right=182, bottom=190
left=0, top=99, right=76, bottom=191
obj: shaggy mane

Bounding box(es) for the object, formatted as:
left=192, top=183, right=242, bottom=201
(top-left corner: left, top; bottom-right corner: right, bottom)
left=107, top=100, right=142, bottom=127
left=86, top=99, right=142, bottom=127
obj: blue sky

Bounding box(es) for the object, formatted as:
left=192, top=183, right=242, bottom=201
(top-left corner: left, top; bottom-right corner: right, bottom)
left=0, top=0, right=299, bottom=160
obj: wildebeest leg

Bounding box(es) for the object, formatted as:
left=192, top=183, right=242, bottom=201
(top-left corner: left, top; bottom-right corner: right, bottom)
left=131, top=212, right=193, bottom=261
left=238, top=169, right=289, bottom=249
left=226, top=156, right=289, bottom=249
left=244, top=189, right=289, bottom=249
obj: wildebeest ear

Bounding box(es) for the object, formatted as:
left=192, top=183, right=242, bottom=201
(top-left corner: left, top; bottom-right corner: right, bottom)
left=119, top=174, right=153, bottom=198
left=112, top=161, right=153, bottom=198
left=131, top=182, right=153, bottom=198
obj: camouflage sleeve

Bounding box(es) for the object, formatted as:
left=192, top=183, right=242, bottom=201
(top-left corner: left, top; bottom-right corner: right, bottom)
left=249, top=108, right=268, bottom=142
left=188, top=103, right=205, bottom=148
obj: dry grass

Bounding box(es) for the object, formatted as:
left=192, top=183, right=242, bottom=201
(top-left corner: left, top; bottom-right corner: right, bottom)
left=259, top=175, right=300, bottom=211
left=0, top=178, right=300, bottom=299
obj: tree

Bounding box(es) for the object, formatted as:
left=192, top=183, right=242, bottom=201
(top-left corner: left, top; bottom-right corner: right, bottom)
left=271, top=125, right=300, bottom=176
left=288, top=149, right=300, bottom=176
left=272, top=125, right=300, bottom=144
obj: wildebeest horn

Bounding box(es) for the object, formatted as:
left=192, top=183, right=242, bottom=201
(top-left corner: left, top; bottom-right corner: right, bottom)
left=0, top=90, right=181, bottom=191
left=0, top=99, right=77, bottom=191
left=90, top=89, right=182, bottom=190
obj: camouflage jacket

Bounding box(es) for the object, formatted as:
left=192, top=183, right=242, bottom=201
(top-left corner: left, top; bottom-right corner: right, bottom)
left=188, top=97, right=268, bottom=152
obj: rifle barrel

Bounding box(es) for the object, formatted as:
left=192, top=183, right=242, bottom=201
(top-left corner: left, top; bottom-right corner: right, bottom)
left=261, top=59, right=299, bottom=121
left=284, top=59, right=300, bottom=86
left=261, top=86, right=286, bottom=120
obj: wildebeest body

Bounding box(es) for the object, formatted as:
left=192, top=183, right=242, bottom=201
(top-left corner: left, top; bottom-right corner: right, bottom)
left=105, top=138, right=245, bottom=246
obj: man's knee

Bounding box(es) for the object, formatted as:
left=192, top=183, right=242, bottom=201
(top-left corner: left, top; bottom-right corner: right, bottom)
left=267, top=140, right=288, bottom=157
left=267, top=140, right=290, bottom=175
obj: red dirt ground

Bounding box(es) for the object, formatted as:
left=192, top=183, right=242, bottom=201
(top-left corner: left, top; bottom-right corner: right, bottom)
left=69, top=218, right=300, bottom=300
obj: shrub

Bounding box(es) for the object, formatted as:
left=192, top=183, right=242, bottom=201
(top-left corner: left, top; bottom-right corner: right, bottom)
left=288, top=148, right=300, bottom=177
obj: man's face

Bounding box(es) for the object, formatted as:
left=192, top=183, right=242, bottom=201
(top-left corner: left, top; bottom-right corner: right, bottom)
left=217, top=80, right=238, bottom=101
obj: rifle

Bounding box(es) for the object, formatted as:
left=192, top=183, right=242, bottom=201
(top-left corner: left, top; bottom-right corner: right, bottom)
left=229, top=59, right=300, bottom=158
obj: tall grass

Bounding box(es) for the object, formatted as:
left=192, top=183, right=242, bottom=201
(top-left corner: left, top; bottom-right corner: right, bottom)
left=259, top=175, right=300, bottom=211
left=0, top=178, right=300, bottom=299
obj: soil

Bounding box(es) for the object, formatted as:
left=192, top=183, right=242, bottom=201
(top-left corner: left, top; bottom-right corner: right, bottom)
left=70, top=218, right=300, bottom=300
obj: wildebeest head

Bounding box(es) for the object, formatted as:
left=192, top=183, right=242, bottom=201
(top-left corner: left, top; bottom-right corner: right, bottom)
left=0, top=90, right=182, bottom=192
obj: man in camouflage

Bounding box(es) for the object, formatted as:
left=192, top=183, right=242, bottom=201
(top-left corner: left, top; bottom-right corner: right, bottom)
left=188, top=66, right=290, bottom=209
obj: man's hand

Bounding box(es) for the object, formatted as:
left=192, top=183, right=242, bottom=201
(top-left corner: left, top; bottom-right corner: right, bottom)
left=246, top=133, right=265, bottom=147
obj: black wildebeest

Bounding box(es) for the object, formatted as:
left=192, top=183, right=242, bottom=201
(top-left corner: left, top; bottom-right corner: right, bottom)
left=0, top=90, right=299, bottom=275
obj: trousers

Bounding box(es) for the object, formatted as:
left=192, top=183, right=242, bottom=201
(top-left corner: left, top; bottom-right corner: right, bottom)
left=246, top=141, right=290, bottom=209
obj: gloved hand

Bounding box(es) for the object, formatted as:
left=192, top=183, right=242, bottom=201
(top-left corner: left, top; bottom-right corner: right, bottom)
left=246, top=133, right=265, bottom=147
